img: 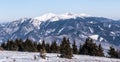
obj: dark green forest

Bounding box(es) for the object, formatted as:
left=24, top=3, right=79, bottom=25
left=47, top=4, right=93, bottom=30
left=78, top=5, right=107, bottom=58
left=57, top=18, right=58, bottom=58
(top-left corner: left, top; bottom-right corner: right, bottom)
left=0, top=37, right=120, bottom=59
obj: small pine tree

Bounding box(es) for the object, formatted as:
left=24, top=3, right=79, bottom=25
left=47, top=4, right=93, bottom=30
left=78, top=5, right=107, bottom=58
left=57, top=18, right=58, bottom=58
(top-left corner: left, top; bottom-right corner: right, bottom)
left=117, top=50, right=120, bottom=58
left=60, top=37, right=73, bottom=59
left=78, top=44, right=82, bottom=54
left=6, top=39, right=18, bottom=51
left=24, top=38, right=37, bottom=52
left=108, top=46, right=118, bottom=58
left=97, top=44, right=104, bottom=56
left=79, top=37, right=99, bottom=56
left=15, top=39, right=24, bottom=51
left=45, top=43, right=51, bottom=53
left=41, top=40, right=46, bottom=49
left=37, top=43, right=42, bottom=52
left=1, top=42, right=6, bottom=50
left=12, top=41, right=18, bottom=51
left=50, top=41, right=59, bottom=53
left=33, top=42, right=38, bottom=51
left=6, top=39, right=12, bottom=50
left=72, top=40, right=78, bottom=54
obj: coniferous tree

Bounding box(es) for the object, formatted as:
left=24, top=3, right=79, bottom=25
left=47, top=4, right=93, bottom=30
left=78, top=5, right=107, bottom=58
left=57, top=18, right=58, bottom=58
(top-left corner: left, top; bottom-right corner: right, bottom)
left=97, top=44, right=104, bottom=56
left=15, top=39, right=24, bottom=51
left=23, top=38, right=37, bottom=52
left=11, top=40, right=18, bottom=51
left=6, top=39, right=11, bottom=50
left=6, top=39, right=18, bottom=51
left=45, top=43, right=51, bottom=53
left=33, top=42, right=38, bottom=51
left=1, top=42, right=6, bottom=50
left=41, top=40, right=46, bottom=49
left=108, top=46, right=118, bottom=58
left=78, top=44, right=82, bottom=54
left=37, top=43, right=42, bottom=52
left=117, top=50, right=120, bottom=58
left=66, top=38, right=73, bottom=58
left=79, top=37, right=98, bottom=56
left=60, top=37, right=73, bottom=59
left=50, top=41, right=59, bottom=53
left=72, top=40, right=78, bottom=54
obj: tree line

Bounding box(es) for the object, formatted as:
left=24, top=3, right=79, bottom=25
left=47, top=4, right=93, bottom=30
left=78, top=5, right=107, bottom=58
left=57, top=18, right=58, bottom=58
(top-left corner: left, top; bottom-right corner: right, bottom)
left=0, top=37, right=120, bottom=59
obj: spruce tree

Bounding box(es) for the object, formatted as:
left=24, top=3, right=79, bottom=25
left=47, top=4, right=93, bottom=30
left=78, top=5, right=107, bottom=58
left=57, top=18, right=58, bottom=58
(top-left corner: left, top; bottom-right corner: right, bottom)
left=45, top=43, right=51, bottom=53
left=80, top=37, right=98, bottom=56
left=97, top=44, right=104, bottom=56
left=78, top=44, right=82, bottom=54
left=6, top=39, right=18, bottom=51
left=6, top=39, right=11, bottom=50
left=60, top=37, right=73, bottom=59
left=11, top=41, right=18, bottom=51
left=37, top=43, right=42, bottom=52
left=24, top=38, right=37, bottom=52
left=72, top=40, right=78, bottom=54
left=33, top=42, right=38, bottom=51
left=1, top=42, right=6, bottom=50
left=15, top=39, right=24, bottom=51
left=108, top=46, right=118, bottom=58
left=50, top=41, right=59, bottom=53
left=41, top=40, right=46, bottom=49
left=117, top=50, right=120, bottom=58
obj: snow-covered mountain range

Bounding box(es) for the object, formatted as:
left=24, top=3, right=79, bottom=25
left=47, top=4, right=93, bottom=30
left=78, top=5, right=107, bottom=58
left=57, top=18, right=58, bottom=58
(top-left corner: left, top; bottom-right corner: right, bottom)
left=0, top=13, right=120, bottom=49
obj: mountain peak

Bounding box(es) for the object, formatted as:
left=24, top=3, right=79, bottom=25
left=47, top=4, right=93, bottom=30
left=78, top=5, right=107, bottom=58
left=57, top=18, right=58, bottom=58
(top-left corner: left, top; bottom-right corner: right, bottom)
left=79, top=13, right=91, bottom=17
left=34, top=13, right=91, bottom=22
left=34, top=13, right=57, bottom=22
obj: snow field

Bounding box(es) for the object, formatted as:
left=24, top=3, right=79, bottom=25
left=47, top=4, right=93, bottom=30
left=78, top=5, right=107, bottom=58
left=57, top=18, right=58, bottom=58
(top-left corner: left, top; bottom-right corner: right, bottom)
left=0, top=51, right=120, bottom=62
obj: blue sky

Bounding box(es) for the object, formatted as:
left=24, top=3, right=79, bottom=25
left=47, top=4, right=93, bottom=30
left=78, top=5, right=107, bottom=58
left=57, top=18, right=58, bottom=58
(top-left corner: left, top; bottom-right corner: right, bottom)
left=0, top=0, right=120, bottom=23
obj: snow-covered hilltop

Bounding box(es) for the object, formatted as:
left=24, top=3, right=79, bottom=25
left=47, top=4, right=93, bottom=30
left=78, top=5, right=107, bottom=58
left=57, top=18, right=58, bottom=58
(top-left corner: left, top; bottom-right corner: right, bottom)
left=0, top=13, right=120, bottom=50
left=34, top=13, right=91, bottom=22
left=33, top=13, right=90, bottom=27
left=0, top=51, right=120, bottom=62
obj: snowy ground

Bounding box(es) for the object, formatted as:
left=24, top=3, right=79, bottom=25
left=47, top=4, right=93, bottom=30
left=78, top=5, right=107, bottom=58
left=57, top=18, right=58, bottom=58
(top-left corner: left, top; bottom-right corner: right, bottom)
left=0, top=51, right=120, bottom=62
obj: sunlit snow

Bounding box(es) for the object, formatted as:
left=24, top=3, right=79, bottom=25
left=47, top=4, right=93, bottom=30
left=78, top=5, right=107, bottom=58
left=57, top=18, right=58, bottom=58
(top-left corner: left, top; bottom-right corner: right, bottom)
left=0, top=51, right=120, bottom=62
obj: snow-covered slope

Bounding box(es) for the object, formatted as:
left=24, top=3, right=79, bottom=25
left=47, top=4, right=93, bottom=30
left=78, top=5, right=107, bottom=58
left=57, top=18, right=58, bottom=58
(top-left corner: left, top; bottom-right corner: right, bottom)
left=0, top=51, right=120, bottom=62
left=0, top=13, right=120, bottom=50
left=34, top=13, right=90, bottom=22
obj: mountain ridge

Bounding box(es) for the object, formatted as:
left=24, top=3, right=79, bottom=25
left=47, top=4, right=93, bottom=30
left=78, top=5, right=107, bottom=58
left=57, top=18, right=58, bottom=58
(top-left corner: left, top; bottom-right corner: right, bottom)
left=34, top=13, right=91, bottom=22
left=0, top=13, right=120, bottom=50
